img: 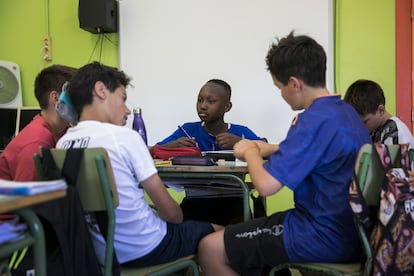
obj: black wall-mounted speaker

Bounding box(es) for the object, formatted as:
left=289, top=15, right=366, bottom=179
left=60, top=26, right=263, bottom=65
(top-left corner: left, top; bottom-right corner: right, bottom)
left=78, top=0, right=118, bottom=34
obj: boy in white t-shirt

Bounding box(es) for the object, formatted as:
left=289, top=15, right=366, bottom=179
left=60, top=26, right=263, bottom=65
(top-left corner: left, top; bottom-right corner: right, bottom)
left=56, top=61, right=222, bottom=268
left=344, top=79, right=414, bottom=148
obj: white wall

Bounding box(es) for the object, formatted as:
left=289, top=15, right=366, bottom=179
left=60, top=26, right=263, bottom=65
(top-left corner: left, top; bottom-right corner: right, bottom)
left=119, top=0, right=333, bottom=145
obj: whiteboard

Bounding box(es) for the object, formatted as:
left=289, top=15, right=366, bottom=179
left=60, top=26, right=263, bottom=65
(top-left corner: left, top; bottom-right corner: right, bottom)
left=119, top=0, right=334, bottom=145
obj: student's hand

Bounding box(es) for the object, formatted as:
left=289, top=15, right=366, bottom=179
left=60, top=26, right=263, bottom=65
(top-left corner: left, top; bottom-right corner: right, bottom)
left=216, top=133, right=242, bottom=149
left=162, top=137, right=198, bottom=148
left=234, top=140, right=283, bottom=196
left=255, top=140, right=279, bottom=157
left=233, top=139, right=259, bottom=161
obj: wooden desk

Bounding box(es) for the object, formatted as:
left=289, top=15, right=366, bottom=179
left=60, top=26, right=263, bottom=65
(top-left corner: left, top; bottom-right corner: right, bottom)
left=0, top=189, right=66, bottom=276
left=156, top=162, right=252, bottom=221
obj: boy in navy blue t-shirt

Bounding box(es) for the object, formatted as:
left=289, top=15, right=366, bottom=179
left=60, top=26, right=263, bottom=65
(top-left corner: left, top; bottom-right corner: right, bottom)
left=156, top=79, right=261, bottom=151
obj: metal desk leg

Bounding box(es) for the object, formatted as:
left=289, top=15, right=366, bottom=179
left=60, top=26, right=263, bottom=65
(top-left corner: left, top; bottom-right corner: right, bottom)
left=16, top=208, right=46, bottom=276
left=159, top=172, right=251, bottom=222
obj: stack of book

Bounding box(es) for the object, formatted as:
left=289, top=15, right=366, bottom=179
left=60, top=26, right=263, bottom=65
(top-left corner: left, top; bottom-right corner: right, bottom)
left=0, top=179, right=67, bottom=196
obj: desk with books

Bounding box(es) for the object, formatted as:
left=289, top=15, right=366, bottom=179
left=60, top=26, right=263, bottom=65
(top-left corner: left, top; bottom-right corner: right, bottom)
left=156, top=161, right=253, bottom=221
left=0, top=189, right=66, bottom=276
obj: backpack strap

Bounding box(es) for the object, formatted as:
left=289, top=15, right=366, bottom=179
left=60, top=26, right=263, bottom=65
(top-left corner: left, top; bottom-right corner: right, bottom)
left=373, top=142, right=394, bottom=171
left=399, top=143, right=410, bottom=170
left=61, top=148, right=85, bottom=187
left=40, top=147, right=85, bottom=186
left=349, top=173, right=372, bottom=233
left=373, top=142, right=411, bottom=171
left=40, top=147, right=63, bottom=180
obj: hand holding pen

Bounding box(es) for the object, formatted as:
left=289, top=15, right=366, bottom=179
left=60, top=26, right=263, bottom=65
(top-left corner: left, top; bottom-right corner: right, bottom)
left=178, top=125, right=199, bottom=148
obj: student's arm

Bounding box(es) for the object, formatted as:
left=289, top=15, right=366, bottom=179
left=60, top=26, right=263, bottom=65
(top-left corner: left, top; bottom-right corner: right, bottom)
left=254, top=140, right=279, bottom=158
left=13, top=143, right=44, bottom=181
left=140, top=174, right=183, bottom=223
left=157, top=125, right=198, bottom=148
left=159, top=137, right=198, bottom=148
left=234, top=140, right=282, bottom=196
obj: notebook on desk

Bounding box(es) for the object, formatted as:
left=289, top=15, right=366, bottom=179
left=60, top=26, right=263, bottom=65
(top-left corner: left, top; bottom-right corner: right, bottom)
left=171, top=155, right=216, bottom=166
left=202, top=150, right=235, bottom=161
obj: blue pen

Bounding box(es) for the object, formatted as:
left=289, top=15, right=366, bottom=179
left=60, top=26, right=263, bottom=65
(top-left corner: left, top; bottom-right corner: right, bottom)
left=178, top=125, right=199, bottom=148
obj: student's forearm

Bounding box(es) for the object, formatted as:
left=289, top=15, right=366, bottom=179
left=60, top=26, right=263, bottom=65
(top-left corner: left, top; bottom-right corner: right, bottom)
left=255, top=140, right=279, bottom=157
left=158, top=207, right=183, bottom=223
left=244, top=149, right=283, bottom=196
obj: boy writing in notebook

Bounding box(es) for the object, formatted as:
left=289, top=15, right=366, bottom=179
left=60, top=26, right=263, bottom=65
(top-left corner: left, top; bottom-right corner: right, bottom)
left=155, top=79, right=262, bottom=225
left=57, top=61, right=221, bottom=268
left=155, top=79, right=262, bottom=151
left=343, top=79, right=414, bottom=148
left=197, top=31, right=371, bottom=275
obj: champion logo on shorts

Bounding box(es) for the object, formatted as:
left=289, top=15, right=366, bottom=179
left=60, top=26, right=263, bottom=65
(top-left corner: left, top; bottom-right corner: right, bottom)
left=234, top=224, right=283, bottom=239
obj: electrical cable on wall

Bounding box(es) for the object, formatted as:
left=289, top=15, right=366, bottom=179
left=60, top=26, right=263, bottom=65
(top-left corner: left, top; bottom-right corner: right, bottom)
left=88, top=31, right=104, bottom=63
left=45, top=0, right=50, bottom=37
left=103, top=34, right=117, bottom=47
left=40, top=0, right=52, bottom=67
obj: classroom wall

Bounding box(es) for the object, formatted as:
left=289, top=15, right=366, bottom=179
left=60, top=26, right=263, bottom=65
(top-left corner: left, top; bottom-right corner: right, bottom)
left=0, top=0, right=396, bottom=214
left=335, top=0, right=395, bottom=114
left=118, top=0, right=334, bottom=146
left=0, top=0, right=118, bottom=106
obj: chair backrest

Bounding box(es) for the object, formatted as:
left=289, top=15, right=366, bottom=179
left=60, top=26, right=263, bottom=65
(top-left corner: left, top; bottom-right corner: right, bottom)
left=35, top=147, right=119, bottom=211
left=34, top=147, right=119, bottom=276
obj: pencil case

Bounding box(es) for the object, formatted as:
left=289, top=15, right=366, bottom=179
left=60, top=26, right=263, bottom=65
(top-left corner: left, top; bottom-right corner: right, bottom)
left=151, top=145, right=201, bottom=160
left=171, top=155, right=216, bottom=166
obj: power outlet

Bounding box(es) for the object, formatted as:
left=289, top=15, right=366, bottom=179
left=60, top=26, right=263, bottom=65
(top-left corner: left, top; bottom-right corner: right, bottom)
left=43, top=36, right=52, bottom=61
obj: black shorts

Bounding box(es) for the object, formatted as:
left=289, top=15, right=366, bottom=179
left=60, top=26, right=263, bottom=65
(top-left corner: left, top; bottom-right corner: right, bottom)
left=122, top=220, right=214, bottom=267
left=224, top=211, right=290, bottom=275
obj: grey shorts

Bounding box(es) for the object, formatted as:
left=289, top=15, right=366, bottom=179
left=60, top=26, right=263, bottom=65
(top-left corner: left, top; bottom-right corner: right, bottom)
left=224, top=211, right=290, bottom=275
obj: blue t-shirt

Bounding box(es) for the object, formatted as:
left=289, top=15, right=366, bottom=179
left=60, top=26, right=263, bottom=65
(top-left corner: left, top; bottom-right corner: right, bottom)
left=157, top=122, right=261, bottom=151
left=263, top=95, right=371, bottom=262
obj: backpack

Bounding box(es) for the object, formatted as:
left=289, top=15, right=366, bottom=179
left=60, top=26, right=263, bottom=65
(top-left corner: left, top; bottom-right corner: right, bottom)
left=351, top=143, right=414, bottom=275
left=371, top=143, right=414, bottom=275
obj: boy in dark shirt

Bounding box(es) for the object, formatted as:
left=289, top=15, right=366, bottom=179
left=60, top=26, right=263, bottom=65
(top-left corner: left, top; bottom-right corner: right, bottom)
left=344, top=79, right=414, bottom=148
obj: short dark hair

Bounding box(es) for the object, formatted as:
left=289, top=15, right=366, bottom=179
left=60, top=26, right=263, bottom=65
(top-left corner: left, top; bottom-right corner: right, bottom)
left=67, top=61, right=130, bottom=114
left=265, top=31, right=326, bottom=87
left=34, top=65, right=77, bottom=109
left=343, top=79, right=385, bottom=116
left=204, top=79, right=232, bottom=99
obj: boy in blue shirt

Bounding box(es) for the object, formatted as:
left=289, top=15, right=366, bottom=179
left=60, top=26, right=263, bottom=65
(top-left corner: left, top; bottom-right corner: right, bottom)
left=156, top=79, right=261, bottom=151
left=155, top=79, right=262, bottom=226
left=197, top=31, right=371, bottom=275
